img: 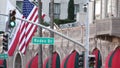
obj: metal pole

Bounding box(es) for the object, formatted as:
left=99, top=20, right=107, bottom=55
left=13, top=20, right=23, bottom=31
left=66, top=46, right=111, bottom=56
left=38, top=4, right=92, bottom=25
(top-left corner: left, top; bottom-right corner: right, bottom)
left=0, top=13, right=86, bottom=50
left=48, top=0, right=54, bottom=68
left=38, top=0, right=43, bottom=68
left=84, top=0, right=89, bottom=68
left=93, top=0, right=96, bottom=21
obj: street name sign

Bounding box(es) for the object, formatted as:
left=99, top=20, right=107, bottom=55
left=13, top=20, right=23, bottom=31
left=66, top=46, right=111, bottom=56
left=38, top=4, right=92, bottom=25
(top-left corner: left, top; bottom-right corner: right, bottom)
left=0, top=54, right=8, bottom=59
left=32, top=37, right=54, bottom=45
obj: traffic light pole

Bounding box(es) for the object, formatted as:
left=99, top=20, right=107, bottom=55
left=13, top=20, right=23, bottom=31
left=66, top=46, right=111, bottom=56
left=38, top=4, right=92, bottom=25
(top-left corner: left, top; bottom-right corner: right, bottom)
left=0, top=13, right=86, bottom=50
left=84, top=0, right=90, bottom=68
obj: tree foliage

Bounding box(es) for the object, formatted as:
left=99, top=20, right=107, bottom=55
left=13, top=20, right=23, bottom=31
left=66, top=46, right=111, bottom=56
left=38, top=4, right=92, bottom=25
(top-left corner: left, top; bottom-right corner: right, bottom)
left=54, top=19, right=76, bottom=26
left=68, top=0, right=74, bottom=20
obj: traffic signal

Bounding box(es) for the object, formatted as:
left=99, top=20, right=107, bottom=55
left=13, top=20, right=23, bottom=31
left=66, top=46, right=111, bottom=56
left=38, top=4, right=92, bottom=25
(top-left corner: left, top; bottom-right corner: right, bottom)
left=2, top=34, right=8, bottom=51
left=9, top=10, right=16, bottom=28
left=79, top=52, right=84, bottom=68
left=89, top=56, right=96, bottom=68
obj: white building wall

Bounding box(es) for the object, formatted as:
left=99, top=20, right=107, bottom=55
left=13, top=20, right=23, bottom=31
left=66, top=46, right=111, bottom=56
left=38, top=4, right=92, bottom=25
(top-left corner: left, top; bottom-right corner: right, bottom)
left=60, top=0, right=82, bottom=19
left=0, top=0, right=7, bottom=31
left=42, top=0, right=50, bottom=22
left=0, top=0, right=16, bottom=31
left=60, top=0, right=68, bottom=19
left=42, top=0, right=84, bottom=21
left=16, top=0, right=86, bottom=22
left=89, top=2, right=94, bottom=24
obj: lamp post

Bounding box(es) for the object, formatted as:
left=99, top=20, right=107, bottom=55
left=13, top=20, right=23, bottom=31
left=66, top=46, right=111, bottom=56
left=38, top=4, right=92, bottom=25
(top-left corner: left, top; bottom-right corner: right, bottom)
left=84, top=0, right=96, bottom=68
left=83, top=1, right=89, bottom=68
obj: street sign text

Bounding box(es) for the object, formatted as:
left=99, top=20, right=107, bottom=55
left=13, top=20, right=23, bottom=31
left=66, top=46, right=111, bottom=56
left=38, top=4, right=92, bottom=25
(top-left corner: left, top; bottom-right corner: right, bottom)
left=32, top=37, right=54, bottom=45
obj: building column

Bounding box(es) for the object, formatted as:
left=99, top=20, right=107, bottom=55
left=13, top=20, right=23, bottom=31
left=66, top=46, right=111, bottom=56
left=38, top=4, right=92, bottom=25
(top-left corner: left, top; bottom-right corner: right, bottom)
left=115, top=0, right=119, bottom=17
left=100, top=0, right=102, bottom=19
left=103, top=0, right=108, bottom=18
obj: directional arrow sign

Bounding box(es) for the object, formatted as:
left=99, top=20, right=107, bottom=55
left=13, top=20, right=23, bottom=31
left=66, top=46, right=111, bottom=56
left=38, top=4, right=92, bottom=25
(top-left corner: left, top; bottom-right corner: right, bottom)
left=32, top=37, right=54, bottom=45
left=0, top=54, right=8, bottom=59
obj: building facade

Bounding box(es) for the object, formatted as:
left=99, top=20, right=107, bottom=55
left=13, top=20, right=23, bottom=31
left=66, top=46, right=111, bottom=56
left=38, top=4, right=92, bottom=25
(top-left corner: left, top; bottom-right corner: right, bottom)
left=0, top=0, right=120, bottom=68
left=16, top=0, right=86, bottom=22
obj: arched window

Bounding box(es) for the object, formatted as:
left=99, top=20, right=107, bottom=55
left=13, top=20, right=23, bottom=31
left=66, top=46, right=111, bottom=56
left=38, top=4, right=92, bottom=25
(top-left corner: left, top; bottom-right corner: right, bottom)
left=15, top=53, right=22, bottom=68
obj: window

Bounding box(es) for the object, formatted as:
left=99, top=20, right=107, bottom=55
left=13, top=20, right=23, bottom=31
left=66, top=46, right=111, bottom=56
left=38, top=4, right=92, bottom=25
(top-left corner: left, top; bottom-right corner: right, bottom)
left=49, top=3, right=61, bottom=19
left=74, top=4, right=79, bottom=18
left=54, top=3, right=60, bottom=19
left=16, top=1, right=23, bottom=13
left=79, top=3, right=84, bottom=12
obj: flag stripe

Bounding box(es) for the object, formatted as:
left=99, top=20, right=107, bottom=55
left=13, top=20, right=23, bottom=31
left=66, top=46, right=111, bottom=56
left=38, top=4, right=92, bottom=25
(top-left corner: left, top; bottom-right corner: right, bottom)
left=20, top=13, right=38, bottom=53
left=23, top=24, right=38, bottom=53
left=8, top=30, right=20, bottom=56
left=26, top=7, right=38, bottom=27
left=8, top=18, right=22, bottom=56
left=25, top=9, right=38, bottom=34
left=19, top=22, right=26, bottom=45
left=23, top=26, right=38, bottom=54
left=21, top=14, right=38, bottom=53
left=25, top=15, right=38, bottom=41
left=25, top=7, right=38, bottom=28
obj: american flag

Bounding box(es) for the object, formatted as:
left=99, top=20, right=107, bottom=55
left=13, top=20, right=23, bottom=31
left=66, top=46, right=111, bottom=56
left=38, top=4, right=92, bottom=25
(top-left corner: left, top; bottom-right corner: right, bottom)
left=18, top=0, right=39, bottom=54
left=8, top=0, right=45, bottom=56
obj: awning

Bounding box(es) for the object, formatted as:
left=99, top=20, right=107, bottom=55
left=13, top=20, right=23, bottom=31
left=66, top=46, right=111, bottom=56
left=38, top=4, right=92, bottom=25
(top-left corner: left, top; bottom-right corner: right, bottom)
left=104, top=51, right=113, bottom=68
left=105, top=46, right=120, bottom=68
left=26, top=52, right=60, bottom=68
left=43, top=51, right=60, bottom=68
left=92, top=48, right=102, bottom=68
left=26, top=54, right=38, bottom=68
left=61, top=50, right=79, bottom=68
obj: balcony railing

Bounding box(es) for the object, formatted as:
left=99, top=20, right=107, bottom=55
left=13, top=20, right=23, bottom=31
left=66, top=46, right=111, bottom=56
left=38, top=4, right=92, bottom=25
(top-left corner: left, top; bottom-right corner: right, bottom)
left=90, top=18, right=120, bottom=37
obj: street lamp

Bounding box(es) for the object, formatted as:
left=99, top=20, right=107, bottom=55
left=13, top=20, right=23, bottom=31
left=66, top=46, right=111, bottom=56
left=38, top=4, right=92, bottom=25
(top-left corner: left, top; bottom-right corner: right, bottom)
left=83, top=3, right=88, bottom=12
left=83, top=1, right=89, bottom=68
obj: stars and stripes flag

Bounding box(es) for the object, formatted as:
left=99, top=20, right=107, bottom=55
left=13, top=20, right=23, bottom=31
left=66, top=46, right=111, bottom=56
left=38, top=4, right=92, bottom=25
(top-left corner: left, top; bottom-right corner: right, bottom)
left=8, top=0, right=45, bottom=56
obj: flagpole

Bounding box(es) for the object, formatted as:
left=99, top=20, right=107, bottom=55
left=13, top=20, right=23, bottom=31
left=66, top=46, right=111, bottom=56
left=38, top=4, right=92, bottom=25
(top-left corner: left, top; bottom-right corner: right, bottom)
left=38, top=0, right=43, bottom=68
left=48, top=0, right=54, bottom=68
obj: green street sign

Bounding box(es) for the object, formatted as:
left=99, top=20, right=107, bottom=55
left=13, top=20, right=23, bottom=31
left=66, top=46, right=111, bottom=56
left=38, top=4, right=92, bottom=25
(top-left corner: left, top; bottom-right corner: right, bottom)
left=0, top=54, right=8, bottom=59
left=32, top=37, right=54, bottom=45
